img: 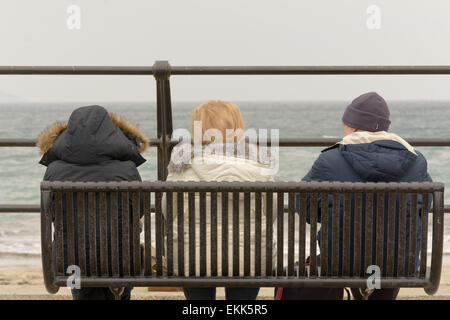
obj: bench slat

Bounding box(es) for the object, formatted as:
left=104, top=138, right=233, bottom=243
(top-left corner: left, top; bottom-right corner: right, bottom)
left=277, top=192, right=284, bottom=276
left=111, top=192, right=120, bottom=277
left=332, top=193, right=340, bottom=277
left=188, top=192, right=196, bottom=277
left=165, top=192, right=173, bottom=276
left=409, top=193, right=418, bottom=277
left=144, top=191, right=152, bottom=276
left=320, top=192, right=328, bottom=277
left=55, top=191, right=64, bottom=276
left=298, top=193, right=306, bottom=277
left=342, top=193, right=351, bottom=276
left=420, top=193, right=429, bottom=278
left=88, top=192, right=97, bottom=276
left=99, top=192, right=108, bottom=276
left=309, top=192, right=318, bottom=277
left=376, top=192, right=384, bottom=275
left=77, top=192, right=87, bottom=275
left=132, top=191, right=141, bottom=276
left=66, top=192, right=75, bottom=271
left=265, top=192, right=273, bottom=277
left=221, top=192, right=229, bottom=276
left=121, top=192, right=131, bottom=276
left=210, top=192, right=218, bottom=277
left=233, top=191, right=240, bottom=277
left=254, top=192, right=262, bottom=277
left=387, top=192, right=396, bottom=277
left=244, top=192, right=251, bottom=277
left=365, top=193, right=374, bottom=272
left=155, top=192, right=163, bottom=276
left=177, top=192, right=184, bottom=277
left=398, top=192, right=407, bottom=277
left=354, top=192, right=362, bottom=277
left=287, top=192, right=295, bottom=276
left=200, top=192, right=207, bottom=276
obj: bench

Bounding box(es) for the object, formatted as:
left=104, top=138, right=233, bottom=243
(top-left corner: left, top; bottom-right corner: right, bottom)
left=40, top=181, right=445, bottom=299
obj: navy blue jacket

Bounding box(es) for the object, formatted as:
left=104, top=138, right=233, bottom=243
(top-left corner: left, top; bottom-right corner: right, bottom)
left=298, top=139, right=432, bottom=276
left=302, top=140, right=431, bottom=184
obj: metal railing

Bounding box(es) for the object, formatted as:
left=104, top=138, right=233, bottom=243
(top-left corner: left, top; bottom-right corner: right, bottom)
left=0, top=62, right=449, bottom=213
left=3, top=65, right=450, bottom=75
left=1, top=138, right=450, bottom=148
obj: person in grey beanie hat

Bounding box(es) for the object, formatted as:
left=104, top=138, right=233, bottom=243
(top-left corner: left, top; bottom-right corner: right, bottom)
left=286, top=91, right=432, bottom=301
left=342, top=92, right=391, bottom=132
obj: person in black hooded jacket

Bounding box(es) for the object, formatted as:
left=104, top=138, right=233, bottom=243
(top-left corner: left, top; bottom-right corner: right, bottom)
left=37, top=105, right=149, bottom=300
left=288, top=92, right=432, bottom=300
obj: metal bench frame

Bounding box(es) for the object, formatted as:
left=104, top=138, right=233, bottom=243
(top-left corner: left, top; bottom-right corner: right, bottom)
left=41, top=181, right=445, bottom=296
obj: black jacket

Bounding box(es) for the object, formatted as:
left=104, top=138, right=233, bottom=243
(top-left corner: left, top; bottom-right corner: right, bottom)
left=38, top=105, right=150, bottom=276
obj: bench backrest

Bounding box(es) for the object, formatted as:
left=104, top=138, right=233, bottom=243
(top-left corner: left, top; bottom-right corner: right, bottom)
left=40, top=181, right=444, bottom=295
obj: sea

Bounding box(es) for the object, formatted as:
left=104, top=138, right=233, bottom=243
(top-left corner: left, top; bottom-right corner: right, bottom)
left=0, top=101, right=449, bottom=268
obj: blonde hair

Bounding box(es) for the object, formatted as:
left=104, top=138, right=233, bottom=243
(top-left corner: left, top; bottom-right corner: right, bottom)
left=191, top=100, right=246, bottom=144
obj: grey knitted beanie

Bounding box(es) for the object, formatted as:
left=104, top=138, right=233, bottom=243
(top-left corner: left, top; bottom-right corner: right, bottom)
left=342, top=92, right=391, bottom=132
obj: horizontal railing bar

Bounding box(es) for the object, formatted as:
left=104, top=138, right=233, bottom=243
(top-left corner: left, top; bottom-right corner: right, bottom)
left=0, top=138, right=162, bottom=147
left=1, top=204, right=450, bottom=213
left=54, top=276, right=430, bottom=288
left=0, top=139, right=38, bottom=147
left=2, top=138, right=450, bottom=148
left=0, top=204, right=42, bottom=212
left=171, top=65, right=450, bottom=75
left=3, top=65, right=450, bottom=75
left=272, top=138, right=450, bottom=147
left=0, top=66, right=154, bottom=75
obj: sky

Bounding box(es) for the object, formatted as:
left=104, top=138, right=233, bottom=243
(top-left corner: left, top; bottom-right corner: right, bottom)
left=1, top=0, right=450, bottom=102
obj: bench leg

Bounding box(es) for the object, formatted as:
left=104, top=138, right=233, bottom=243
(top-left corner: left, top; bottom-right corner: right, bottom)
left=109, top=287, right=125, bottom=300
left=350, top=288, right=375, bottom=300
left=360, top=288, right=374, bottom=300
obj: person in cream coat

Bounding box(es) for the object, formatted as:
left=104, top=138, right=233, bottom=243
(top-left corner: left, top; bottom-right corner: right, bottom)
left=163, top=100, right=277, bottom=300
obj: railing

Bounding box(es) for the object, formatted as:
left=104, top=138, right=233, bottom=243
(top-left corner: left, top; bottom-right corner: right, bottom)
left=0, top=62, right=449, bottom=213
left=1, top=138, right=450, bottom=148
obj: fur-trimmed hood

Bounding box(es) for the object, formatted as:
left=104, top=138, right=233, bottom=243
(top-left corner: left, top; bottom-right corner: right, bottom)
left=37, top=105, right=150, bottom=167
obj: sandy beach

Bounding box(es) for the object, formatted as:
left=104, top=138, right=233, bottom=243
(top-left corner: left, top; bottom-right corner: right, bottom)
left=2, top=259, right=450, bottom=300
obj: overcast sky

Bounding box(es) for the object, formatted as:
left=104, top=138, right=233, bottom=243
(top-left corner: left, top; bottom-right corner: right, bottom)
left=1, top=0, right=450, bottom=102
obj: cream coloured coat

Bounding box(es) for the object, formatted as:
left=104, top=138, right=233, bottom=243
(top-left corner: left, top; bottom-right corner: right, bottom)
left=162, top=153, right=277, bottom=277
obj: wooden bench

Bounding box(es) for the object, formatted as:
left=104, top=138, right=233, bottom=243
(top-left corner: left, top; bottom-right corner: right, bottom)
left=40, top=181, right=445, bottom=299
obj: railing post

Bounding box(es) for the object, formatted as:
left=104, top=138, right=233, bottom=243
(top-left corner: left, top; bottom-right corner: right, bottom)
left=153, top=60, right=173, bottom=181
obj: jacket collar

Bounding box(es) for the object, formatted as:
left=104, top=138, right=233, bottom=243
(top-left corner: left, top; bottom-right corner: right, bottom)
left=321, top=131, right=417, bottom=155
left=167, top=141, right=277, bottom=175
